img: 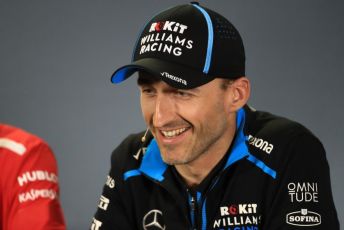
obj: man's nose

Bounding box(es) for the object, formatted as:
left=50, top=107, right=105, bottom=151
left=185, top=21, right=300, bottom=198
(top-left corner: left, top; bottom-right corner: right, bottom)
left=153, top=95, right=175, bottom=128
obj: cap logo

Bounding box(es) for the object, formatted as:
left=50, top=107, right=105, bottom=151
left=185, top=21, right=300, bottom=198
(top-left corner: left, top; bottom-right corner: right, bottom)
left=160, top=72, right=187, bottom=86
left=139, top=21, right=193, bottom=57
left=112, top=4, right=246, bottom=88
left=149, top=21, right=188, bottom=34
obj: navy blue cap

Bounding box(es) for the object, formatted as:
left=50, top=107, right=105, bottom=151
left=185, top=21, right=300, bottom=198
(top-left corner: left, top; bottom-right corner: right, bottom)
left=111, top=2, right=245, bottom=89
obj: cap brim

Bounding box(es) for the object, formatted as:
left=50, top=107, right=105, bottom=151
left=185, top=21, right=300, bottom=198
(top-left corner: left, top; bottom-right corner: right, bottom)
left=111, top=58, right=214, bottom=89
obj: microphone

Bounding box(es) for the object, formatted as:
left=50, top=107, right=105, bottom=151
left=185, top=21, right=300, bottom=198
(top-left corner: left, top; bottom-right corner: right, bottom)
left=141, top=128, right=150, bottom=142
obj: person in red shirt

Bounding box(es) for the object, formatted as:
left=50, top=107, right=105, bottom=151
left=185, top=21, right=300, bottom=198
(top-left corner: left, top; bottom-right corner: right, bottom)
left=0, top=123, right=66, bottom=230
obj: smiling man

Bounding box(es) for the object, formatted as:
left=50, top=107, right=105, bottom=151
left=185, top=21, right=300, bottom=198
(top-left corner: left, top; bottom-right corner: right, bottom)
left=91, top=2, right=339, bottom=230
left=137, top=73, right=248, bottom=187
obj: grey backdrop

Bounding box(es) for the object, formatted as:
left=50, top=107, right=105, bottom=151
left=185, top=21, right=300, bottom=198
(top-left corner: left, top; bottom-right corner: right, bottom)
left=1, top=0, right=343, bottom=229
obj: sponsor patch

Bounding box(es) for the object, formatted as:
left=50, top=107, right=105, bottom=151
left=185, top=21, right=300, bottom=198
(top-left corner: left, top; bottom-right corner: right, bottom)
left=160, top=72, right=187, bottom=86
left=143, top=209, right=166, bottom=230
left=105, top=175, right=115, bottom=189
left=133, top=147, right=147, bottom=160
left=286, top=209, right=321, bottom=226
left=17, top=170, right=58, bottom=186
left=98, top=195, right=110, bottom=211
left=247, top=135, right=273, bottom=154
left=213, top=203, right=261, bottom=229
left=18, top=189, right=57, bottom=203
left=91, top=218, right=102, bottom=230
left=288, top=182, right=319, bottom=203
left=139, top=21, right=194, bottom=57
left=149, top=21, right=188, bottom=34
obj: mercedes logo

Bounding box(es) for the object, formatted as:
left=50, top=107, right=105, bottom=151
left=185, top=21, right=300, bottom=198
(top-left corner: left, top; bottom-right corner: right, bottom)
left=143, top=209, right=166, bottom=230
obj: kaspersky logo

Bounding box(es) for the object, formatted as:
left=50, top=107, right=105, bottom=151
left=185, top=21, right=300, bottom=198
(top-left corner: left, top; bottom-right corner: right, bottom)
left=149, top=21, right=188, bottom=34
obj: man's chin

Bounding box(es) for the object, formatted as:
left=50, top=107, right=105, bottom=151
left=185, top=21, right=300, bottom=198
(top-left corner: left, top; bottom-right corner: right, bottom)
left=161, top=152, right=191, bottom=166
left=162, top=159, right=186, bottom=166
left=161, top=152, right=180, bottom=164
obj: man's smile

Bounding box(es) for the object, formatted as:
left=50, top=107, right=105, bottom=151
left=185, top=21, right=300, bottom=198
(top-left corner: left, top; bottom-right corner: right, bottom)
left=160, top=127, right=190, bottom=138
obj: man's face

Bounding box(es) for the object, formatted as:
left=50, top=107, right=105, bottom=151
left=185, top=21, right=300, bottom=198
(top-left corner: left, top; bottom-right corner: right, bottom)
left=138, top=74, right=235, bottom=166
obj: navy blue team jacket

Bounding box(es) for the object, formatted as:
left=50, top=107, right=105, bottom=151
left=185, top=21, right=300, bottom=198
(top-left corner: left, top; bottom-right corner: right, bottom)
left=92, top=106, right=339, bottom=229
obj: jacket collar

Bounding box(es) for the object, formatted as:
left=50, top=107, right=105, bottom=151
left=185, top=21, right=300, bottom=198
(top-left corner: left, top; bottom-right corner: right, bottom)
left=139, top=107, right=250, bottom=182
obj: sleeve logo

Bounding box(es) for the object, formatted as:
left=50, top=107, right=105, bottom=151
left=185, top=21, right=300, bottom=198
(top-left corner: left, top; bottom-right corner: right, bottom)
left=17, top=170, right=58, bottom=186
left=98, top=195, right=110, bottom=211
left=91, top=218, right=102, bottom=230
left=288, top=182, right=318, bottom=203
left=105, top=175, right=115, bottom=189
left=286, top=209, right=321, bottom=226
left=18, top=189, right=57, bottom=203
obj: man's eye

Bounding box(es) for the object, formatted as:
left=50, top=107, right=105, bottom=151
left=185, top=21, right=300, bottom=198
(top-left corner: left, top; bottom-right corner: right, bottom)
left=141, top=88, right=155, bottom=95
left=176, top=91, right=190, bottom=97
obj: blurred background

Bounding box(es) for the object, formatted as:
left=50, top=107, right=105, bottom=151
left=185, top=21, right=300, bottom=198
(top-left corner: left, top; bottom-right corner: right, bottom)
left=1, top=0, right=343, bottom=228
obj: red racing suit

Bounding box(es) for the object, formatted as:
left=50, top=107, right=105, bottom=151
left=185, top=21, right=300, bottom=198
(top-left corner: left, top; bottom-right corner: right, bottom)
left=0, top=124, right=66, bottom=230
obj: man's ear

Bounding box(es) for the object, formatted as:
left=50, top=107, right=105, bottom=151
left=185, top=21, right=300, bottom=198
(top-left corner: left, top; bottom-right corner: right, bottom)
left=225, top=76, right=251, bottom=112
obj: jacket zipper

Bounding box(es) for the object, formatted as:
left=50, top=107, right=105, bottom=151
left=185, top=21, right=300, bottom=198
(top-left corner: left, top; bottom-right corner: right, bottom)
left=143, top=175, right=195, bottom=228
left=143, top=170, right=226, bottom=229
left=188, top=190, right=198, bottom=230
left=195, top=174, right=222, bottom=230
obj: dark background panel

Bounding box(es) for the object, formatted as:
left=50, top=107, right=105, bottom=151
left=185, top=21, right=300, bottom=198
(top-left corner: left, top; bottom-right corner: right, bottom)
left=1, top=0, right=342, bottom=228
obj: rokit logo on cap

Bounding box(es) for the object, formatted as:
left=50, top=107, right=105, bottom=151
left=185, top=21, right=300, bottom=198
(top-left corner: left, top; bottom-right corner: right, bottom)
left=149, top=21, right=188, bottom=34
left=139, top=21, right=194, bottom=56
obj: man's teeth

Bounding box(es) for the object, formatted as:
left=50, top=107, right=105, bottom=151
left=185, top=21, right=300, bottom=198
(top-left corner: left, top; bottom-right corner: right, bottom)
left=161, top=128, right=187, bottom=138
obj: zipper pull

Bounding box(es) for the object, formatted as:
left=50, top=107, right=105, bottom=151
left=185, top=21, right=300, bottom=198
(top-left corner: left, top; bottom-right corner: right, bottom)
left=191, top=197, right=197, bottom=230
left=188, top=190, right=197, bottom=230
left=190, top=196, right=196, bottom=211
